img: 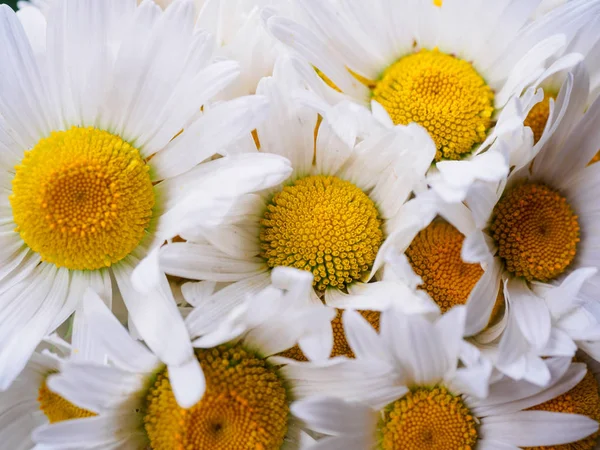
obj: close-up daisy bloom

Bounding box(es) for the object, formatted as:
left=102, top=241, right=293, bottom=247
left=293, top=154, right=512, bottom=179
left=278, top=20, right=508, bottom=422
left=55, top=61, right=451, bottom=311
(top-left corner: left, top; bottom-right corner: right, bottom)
left=457, top=63, right=600, bottom=384
left=383, top=198, right=506, bottom=340
left=0, top=0, right=294, bottom=390
left=33, top=268, right=331, bottom=449
left=288, top=308, right=599, bottom=449
left=158, top=57, right=438, bottom=319
left=265, top=0, right=600, bottom=198
left=0, top=335, right=101, bottom=450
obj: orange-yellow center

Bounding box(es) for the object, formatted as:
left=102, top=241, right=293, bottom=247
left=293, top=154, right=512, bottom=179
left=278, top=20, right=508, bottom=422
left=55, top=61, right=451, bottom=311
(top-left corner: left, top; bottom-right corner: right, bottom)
left=38, top=378, right=96, bottom=424
left=380, top=386, right=478, bottom=450
left=144, top=344, right=289, bottom=450
left=279, top=309, right=380, bottom=361
left=490, top=183, right=579, bottom=282
left=526, top=365, right=600, bottom=450
left=10, top=126, right=154, bottom=271
left=372, top=48, right=494, bottom=161
left=524, top=92, right=555, bottom=144
left=406, top=220, right=483, bottom=313
left=260, top=175, right=384, bottom=291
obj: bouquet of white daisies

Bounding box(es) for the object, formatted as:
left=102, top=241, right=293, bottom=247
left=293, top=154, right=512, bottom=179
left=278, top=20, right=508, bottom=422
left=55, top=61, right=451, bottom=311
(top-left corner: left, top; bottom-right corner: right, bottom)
left=1, top=0, right=600, bottom=448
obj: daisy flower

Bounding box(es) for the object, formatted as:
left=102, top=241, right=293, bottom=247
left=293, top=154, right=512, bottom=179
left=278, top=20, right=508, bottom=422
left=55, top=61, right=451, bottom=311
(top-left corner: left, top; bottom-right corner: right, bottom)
left=382, top=197, right=506, bottom=340
left=0, top=335, right=103, bottom=450
left=0, top=0, right=293, bottom=389
left=159, top=56, right=438, bottom=332
left=33, top=268, right=332, bottom=449
left=456, top=63, right=600, bottom=384
left=289, top=308, right=599, bottom=449
left=265, top=0, right=600, bottom=199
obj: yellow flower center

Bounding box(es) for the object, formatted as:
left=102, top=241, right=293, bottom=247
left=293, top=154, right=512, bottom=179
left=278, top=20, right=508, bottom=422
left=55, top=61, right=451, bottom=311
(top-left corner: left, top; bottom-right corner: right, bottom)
left=406, top=220, right=483, bottom=313
left=279, top=309, right=381, bottom=361
left=380, top=386, right=478, bottom=450
left=10, top=127, right=154, bottom=271
left=372, top=48, right=494, bottom=162
left=490, top=183, right=579, bottom=282
left=526, top=364, right=600, bottom=450
left=260, top=175, right=384, bottom=291
left=38, top=378, right=96, bottom=424
left=524, top=92, right=555, bottom=144
left=144, top=344, right=289, bottom=450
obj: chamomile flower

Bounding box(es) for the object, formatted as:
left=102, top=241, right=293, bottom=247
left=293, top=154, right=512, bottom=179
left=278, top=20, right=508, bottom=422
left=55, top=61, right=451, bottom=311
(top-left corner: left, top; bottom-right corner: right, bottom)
left=457, top=65, right=600, bottom=384
left=0, top=0, right=293, bottom=390
left=159, top=57, right=438, bottom=325
left=288, top=309, right=599, bottom=450
left=383, top=198, right=506, bottom=340
left=33, top=269, right=331, bottom=450
left=0, top=335, right=102, bottom=450
left=265, top=0, right=600, bottom=199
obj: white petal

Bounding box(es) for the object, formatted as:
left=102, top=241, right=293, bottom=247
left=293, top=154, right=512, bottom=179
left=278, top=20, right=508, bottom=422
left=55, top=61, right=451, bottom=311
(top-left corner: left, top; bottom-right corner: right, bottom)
left=343, top=309, right=384, bottom=361
left=506, top=278, right=551, bottom=351
left=81, top=288, right=159, bottom=372
left=151, top=96, right=270, bottom=179
left=481, top=411, right=599, bottom=446
left=168, top=357, right=205, bottom=409
left=113, top=260, right=194, bottom=368
left=291, top=397, right=376, bottom=436
left=160, top=242, right=266, bottom=282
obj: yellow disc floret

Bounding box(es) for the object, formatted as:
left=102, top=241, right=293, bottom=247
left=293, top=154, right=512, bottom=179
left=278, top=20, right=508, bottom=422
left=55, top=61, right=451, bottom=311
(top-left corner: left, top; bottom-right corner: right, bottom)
left=10, top=126, right=154, bottom=271
left=406, top=220, right=483, bottom=313
left=372, top=48, right=494, bottom=162
left=524, top=92, right=555, bottom=144
left=38, top=378, right=96, bottom=423
left=279, top=309, right=380, bottom=361
left=144, top=344, right=289, bottom=450
left=490, top=183, right=579, bottom=282
left=380, top=386, right=478, bottom=450
left=260, top=175, right=384, bottom=291
left=526, top=365, right=600, bottom=450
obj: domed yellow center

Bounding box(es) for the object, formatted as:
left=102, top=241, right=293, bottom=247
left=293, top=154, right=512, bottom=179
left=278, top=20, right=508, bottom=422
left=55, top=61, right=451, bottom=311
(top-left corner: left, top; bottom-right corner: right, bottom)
left=372, top=48, right=494, bottom=162
left=406, top=220, right=483, bottom=313
left=524, top=92, right=555, bottom=144
left=144, top=344, right=289, bottom=450
left=260, top=175, right=384, bottom=291
left=38, top=379, right=96, bottom=424
left=490, top=183, right=579, bottom=282
left=526, top=366, right=600, bottom=450
left=10, top=127, right=154, bottom=271
left=279, top=309, right=380, bottom=361
left=380, top=386, right=478, bottom=450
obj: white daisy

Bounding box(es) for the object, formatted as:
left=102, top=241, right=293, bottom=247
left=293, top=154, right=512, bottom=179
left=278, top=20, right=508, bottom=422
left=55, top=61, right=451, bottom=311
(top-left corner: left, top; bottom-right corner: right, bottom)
left=0, top=334, right=104, bottom=450
left=288, top=308, right=599, bottom=449
left=33, top=268, right=331, bottom=449
left=0, top=0, right=293, bottom=389
left=158, top=56, right=438, bottom=334
left=456, top=63, right=600, bottom=384
left=381, top=197, right=506, bottom=341
left=265, top=0, right=600, bottom=199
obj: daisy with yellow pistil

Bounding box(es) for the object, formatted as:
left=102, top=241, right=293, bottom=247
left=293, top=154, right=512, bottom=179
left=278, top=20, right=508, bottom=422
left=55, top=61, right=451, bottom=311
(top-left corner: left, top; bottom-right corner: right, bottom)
left=34, top=269, right=329, bottom=450
left=288, top=309, right=599, bottom=450
left=0, top=335, right=105, bottom=450
left=0, top=0, right=293, bottom=391
left=458, top=64, right=600, bottom=385
left=265, top=0, right=600, bottom=200
left=381, top=198, right=506, bottom=342
left=159, top=57, right=438, bottom=317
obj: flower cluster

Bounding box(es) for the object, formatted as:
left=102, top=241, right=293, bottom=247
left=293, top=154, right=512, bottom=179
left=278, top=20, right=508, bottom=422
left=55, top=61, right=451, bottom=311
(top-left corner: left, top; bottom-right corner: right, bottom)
left=2, top=0, right=600, bottom=448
